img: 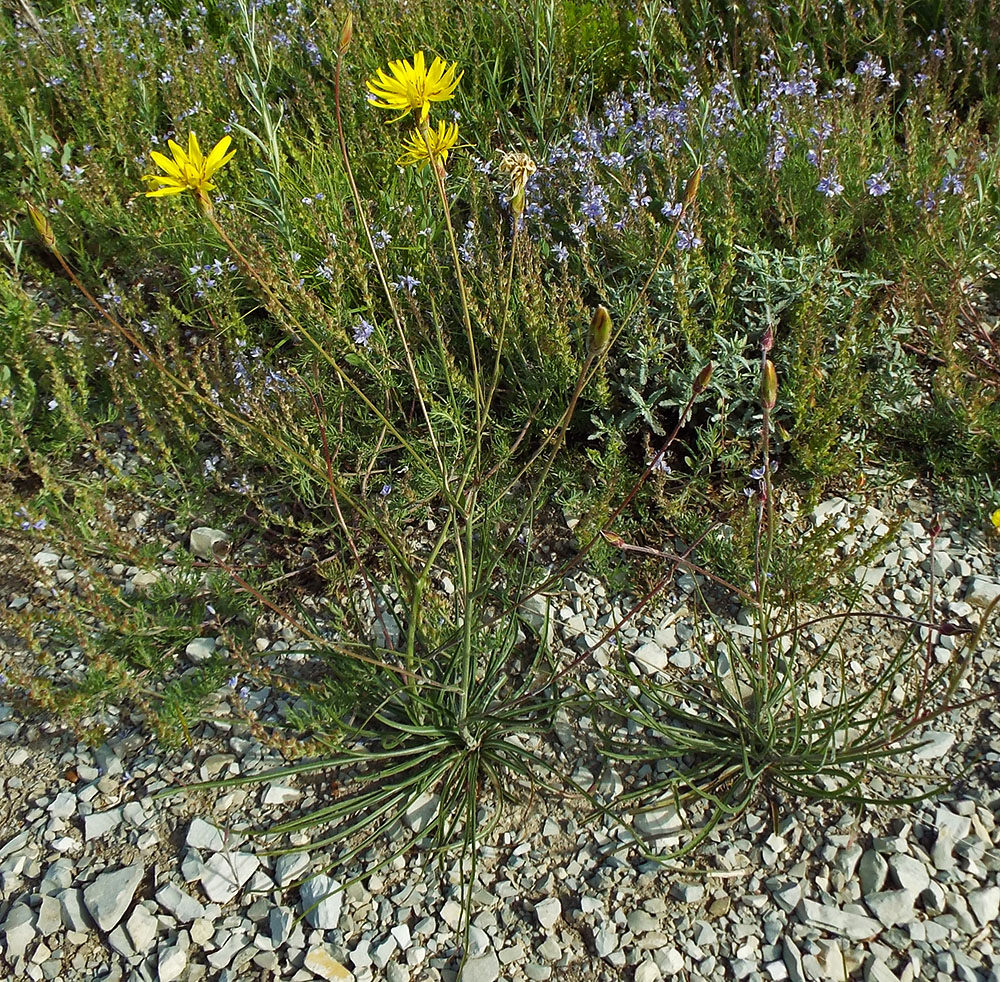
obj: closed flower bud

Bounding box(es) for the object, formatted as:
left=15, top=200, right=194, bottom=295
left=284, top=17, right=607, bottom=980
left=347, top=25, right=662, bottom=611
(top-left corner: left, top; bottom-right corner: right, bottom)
left=28, top=203, right=56, bottom=251
left=339, top=12, right=353, bottom=54
left=588, top=304, right=612, bottom=355
left=682, top=165, right=703, bottom=209
left=761, top=359, right=778, bottom=409
left=511, top=187, right=526, bottom=218
left=194, top=187, right=215, bottom=219
left=693, top=361, right=714, bottom=394
left=601, top=530, right=625, bottom=548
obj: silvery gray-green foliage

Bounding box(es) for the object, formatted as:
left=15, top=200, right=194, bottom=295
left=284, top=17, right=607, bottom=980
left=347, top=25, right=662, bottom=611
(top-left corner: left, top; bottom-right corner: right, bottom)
left=594, top=240, right=920, bottom=483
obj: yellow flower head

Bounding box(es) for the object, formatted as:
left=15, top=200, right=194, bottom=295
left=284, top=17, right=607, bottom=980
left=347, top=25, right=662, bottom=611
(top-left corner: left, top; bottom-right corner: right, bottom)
left=367, top=52, right=462, bottom=123
left=396, top=121, right=460, bottom=172
left=991, top=507, right=1000, bottom=532
left=141, top=133, right=235, bottom=199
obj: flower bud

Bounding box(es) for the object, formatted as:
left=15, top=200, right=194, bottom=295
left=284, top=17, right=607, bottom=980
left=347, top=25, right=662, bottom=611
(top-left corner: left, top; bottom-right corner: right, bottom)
left=693, top=361, right=713, bottom=394
left=27, top=203, right=56, bottom=251
left=761, top=359, right=778, bottom=410
left=588, top=304, right=612, bottom=355
left=761, top=325, right=774, bottom=353
left=194, top=187, right=215, bottom=219
left=601, top=530, right=625, bottom=548
left=339, top=12, right=353, bottom=54
left=510, top=188, right=526, bottom=219
left=682, top=164, right=703, bottom=209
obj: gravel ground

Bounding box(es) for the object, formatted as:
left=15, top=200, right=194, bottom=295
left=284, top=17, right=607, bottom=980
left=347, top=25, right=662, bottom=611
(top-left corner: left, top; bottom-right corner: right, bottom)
left=1, top=477, right=999, bottom=982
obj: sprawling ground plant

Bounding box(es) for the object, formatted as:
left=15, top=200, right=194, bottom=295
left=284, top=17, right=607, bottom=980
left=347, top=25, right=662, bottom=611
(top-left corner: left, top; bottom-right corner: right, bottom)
left=593, top=342, right=999, bottom=858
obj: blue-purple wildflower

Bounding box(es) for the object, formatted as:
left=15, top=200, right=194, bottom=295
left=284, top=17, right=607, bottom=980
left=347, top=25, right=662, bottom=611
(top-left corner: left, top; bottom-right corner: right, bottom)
left=676, top=218, right=702, bottom=251
left=580, top=183, right=609, bottom=225
left=16, top=508, right=47, bottom=531
left=749, top=460, right=778, bottom=481
left=648, top=448, right=671, bottom=474
left=393, top=274, right=420, bottom=296
left=353, top=318, right=375, bottom=346
left=866, top=171, right=891, bottom=196
left=855, top=54, right=886, bottom=80
left=940, top=171, right=964, bottom=195
left=817, top=173, right=844, bottom=197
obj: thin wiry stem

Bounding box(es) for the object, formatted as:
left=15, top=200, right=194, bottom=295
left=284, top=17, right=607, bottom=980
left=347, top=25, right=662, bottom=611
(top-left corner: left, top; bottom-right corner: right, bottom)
left=418, top=118, right=483, bottom=452
left=409, top=121, right=487, bottom=725
left=482, top=213, right=522, bottom=423
left=615, top=162, right=703, bottom=349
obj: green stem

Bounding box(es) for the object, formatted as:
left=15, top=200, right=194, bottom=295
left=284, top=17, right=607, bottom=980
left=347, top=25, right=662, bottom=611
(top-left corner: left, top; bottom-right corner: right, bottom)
left=405, top=512, right=457, bottom=695
left=482, top=216, right=521, bottom=423
left=759, top=355, right=776, bottom=689
left=459, top=486, right=477, bottom=721
left=411, top=120, right=488, bottom=720
left=418, top=118, right=483, bottom=463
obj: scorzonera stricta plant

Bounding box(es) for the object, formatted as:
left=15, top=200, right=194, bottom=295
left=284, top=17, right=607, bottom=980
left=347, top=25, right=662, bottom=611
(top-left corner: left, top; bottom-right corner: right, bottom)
left=116, top=17, right=702, bottom=936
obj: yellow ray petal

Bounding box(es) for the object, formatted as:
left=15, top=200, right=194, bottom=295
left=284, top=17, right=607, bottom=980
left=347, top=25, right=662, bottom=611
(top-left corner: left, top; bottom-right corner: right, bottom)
left=167, top=139, right=190, bottom=170
left=204, top=135, right=233, bottom=174
left=148, top=150, right=184, bottom=181
left=387, top=60, right=410, bottom=84
left=145, top=185, right=188, bottom=197
left=188, top=132, right=204, bottom=170
left=142, top=174, right=186, bottom=189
